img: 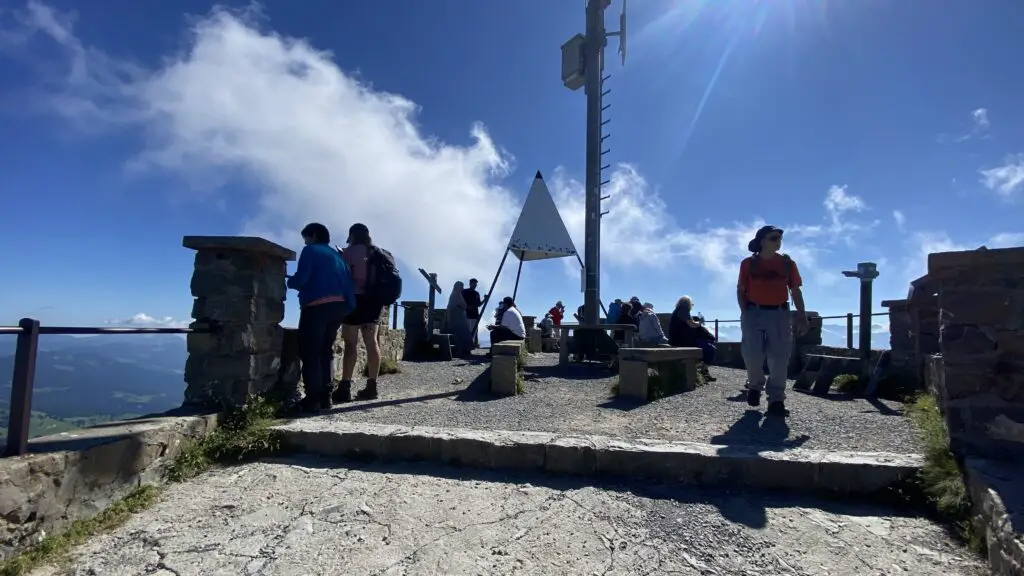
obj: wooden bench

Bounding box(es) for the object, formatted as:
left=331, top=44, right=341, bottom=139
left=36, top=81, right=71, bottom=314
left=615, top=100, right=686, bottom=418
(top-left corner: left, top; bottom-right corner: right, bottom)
left=617, top=347, right=703, bottom=401
left=794, top=353, right=860, bottom=395
left=490, top=341, right=525, bottom=396
left=557, top=323, right=636, bottom=367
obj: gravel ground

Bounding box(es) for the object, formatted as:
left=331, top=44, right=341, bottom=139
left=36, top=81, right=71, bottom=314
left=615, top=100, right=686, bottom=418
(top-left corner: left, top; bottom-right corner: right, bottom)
left=37, top=457, right=985, bottom=576
left=325, top=352, right=923, bottom=454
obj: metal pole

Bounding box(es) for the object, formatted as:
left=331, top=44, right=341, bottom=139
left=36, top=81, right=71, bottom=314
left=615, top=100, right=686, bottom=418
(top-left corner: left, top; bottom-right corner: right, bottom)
left=8, top=318, right=40, bottom=457
left=859, top=280, right=873, bottom=384
left=473, top=248, right=510, bottom=337
left=582, top=0, right=606, bottom=325
left=511, top=257, right=525, bottom=301
left=846, top=312, right=854, bottom=349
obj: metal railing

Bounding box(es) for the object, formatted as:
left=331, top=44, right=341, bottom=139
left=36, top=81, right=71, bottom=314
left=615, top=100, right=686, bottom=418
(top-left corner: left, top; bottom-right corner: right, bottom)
left=0, top=318, right=219, bottom=458
left=706, top=311, right=889, bottom=346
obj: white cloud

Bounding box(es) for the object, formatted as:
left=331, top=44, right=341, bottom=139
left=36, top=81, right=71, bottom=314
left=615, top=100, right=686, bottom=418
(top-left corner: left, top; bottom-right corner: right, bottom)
left=106, top=313, right=187, bottom=328
left=2, top=2, right=519, bottom=290
left=892, top=210, right=905, bottom=231
left=980, top=154, right=1024, bottom=198
left=938, top=107, right=990, bottom=143
left=971, top=107, right=990, bottom=131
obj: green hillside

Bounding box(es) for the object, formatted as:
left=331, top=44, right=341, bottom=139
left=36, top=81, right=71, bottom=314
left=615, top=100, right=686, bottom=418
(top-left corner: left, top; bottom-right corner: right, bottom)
left=0, top=410, right=143, bottom=440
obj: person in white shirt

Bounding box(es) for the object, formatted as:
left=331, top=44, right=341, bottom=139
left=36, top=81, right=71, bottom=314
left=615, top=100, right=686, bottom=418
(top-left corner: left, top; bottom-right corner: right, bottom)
left=637, top=302, right=669, bottom=346
left=488, top=296, right=526, bottom=345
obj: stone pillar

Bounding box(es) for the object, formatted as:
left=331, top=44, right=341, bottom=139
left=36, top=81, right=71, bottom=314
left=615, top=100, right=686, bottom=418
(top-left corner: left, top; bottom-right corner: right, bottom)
left=929, top=247, right=1024, bottom=461
left=522, top=316, right=536, bottom=332
left=402, top=301, right=428, bottom=359
left=183, top=236, right=295, bottom=408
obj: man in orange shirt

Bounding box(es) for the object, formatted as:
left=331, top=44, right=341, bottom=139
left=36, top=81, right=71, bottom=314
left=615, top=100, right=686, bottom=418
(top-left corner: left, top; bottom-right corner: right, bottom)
left=737, top=225, right=809, bottom=417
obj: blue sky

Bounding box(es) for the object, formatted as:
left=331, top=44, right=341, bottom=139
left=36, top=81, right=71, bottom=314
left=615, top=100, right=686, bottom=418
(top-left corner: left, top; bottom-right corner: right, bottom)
left=1, top=0, right=1022, bottom=343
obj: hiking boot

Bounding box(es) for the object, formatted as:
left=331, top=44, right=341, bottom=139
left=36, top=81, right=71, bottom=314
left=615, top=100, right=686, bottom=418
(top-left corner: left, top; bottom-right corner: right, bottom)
left=355, top=379, right=379, bottom=401
left=746, top=389, right=762, bottom=407
left=298, top=395, right=321, bottom=414
left=767, top=401, right=789, bottom=417
left=332, top=381, right=352, bottom=404
left=318, top=393, right=333, bottom=412
left=700, top=365, right=717, bottom=383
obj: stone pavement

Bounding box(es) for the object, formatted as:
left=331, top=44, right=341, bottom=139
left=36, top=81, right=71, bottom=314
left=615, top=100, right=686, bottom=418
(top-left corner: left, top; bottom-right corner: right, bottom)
left=323, top=352, right=922, bottom=454
left=36, top=457, right=986, bottom=576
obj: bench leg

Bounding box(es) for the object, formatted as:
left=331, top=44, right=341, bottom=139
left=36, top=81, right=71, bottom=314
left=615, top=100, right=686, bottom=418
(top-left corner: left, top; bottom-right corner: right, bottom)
left=683, top=360, right=698, bottom=392
left=618, top=360, right=649, bottom=401
left=558, top=330, right=569, bottom=367
left=491, top=355, right=519, bottom=396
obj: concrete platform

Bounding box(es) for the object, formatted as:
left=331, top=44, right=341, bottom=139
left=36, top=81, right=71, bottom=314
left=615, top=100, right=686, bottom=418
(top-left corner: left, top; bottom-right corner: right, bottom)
left=274, top=419, right=923, bottom=497
left=33, top=457, right=987, bottom=575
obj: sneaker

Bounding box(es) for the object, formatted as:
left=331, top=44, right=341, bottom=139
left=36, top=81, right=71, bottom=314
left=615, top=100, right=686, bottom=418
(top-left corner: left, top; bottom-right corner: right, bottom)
left=746, top=389, right=762, bottom=407
left=355, top=379, right=379, bottom=401
left=332, top=381, right=352, bottom=404
left=767, top=401, right=789, bottom=417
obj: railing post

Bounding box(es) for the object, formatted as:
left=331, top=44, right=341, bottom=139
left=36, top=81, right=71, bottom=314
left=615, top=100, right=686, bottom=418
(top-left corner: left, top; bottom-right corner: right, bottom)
left=7, top=318, right=40, bottom=457
left=714, top=319, right=719, bottom=341
left=846, top=313, right=854, bottom=349
left=392, top=303, right=398, bottom=329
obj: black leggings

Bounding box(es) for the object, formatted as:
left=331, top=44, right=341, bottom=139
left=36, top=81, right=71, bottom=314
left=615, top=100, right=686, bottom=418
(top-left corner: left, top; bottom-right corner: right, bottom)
left=298, top=301, right=348, bottom=400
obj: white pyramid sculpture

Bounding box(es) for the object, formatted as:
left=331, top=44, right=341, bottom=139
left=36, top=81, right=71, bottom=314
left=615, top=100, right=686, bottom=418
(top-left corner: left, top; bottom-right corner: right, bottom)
left=507, top=171, right=579, bottom=262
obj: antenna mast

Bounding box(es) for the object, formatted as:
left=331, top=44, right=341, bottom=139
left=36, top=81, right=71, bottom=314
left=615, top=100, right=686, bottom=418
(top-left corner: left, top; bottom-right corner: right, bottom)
left=560, top=0, right=627, bottom=324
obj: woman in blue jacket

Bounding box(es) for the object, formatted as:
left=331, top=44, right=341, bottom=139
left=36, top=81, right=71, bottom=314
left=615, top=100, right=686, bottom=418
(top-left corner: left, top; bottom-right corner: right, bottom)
left=286, top=223, right=356, bottom=412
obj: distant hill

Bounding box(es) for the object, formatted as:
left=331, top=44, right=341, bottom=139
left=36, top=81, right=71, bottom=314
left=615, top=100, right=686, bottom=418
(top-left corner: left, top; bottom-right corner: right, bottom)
left=0, top=334, right=187, bottom=438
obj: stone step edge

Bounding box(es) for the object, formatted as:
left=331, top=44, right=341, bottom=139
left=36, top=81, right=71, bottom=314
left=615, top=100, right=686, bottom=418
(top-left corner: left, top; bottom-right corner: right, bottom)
left=274, top=420, right=924, bottom=496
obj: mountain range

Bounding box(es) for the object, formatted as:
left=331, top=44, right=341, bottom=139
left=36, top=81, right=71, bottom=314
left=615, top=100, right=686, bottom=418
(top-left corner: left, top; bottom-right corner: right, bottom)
left=0, top=334, right=187, bottom=439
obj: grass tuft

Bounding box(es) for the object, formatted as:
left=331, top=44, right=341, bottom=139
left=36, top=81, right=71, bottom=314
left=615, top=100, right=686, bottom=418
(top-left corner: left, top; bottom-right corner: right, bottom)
left=362, top=356, right=401, bottom=377
left=905, top=394, right=982, bottom=552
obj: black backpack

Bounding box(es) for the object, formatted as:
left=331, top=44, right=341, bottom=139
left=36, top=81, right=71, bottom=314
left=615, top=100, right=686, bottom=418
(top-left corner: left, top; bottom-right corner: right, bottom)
left=366, top=246, right=403, bottom=306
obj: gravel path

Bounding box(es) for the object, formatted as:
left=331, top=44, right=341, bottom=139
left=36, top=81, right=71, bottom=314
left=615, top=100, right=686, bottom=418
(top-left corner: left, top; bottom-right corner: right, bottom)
left=37, top=457, right=985, bottom=575
left=325, top=352, right=922, bottom=454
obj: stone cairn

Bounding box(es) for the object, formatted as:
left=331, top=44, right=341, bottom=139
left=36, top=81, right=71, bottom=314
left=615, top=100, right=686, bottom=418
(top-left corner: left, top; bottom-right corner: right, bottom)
left=183, top=236, right=295, bottom=408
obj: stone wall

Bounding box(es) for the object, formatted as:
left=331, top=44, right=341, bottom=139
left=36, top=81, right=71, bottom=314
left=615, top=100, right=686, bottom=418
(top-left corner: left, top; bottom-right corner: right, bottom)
left=0, top=412, right=218, bottom=560
left=928, top=246, right=1024, bottom=461
left=276, top=326, right=405, bottom=402
left=883, top=295, right=940, bottom=384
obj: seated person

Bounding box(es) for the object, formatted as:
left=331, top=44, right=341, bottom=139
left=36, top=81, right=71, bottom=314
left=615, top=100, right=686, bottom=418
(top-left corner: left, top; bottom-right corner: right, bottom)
left=573, top=304, right=584, bottom=323
left=488, top=297, right=526, bottom=345
left=668, top=295, right=718, bottom=382
left=613, top=302, right=635, bottom=342
left=636, top=303, right=669, bottom=346
left=538, top=313, right=555, bottom=339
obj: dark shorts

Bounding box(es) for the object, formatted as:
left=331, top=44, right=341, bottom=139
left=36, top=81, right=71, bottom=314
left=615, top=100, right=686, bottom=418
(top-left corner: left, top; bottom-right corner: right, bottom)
left=344, top=294, right=383, bottom=326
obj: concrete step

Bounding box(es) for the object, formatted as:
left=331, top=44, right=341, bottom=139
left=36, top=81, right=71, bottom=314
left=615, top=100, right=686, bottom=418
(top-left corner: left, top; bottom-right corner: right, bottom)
left=274, top=419, right=923, bottom=497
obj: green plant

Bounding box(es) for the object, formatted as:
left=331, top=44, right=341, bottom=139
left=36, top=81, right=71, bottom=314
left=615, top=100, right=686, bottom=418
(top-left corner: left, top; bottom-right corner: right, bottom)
left=906, top=394, right=981, bottom=551
left=168, top=396, right=284, bottom=483
left=362, top=356, right=402, bottom=376
left=515, top=346, right=527, bottom=395
left=0, top=485, right=163, bottom=576
left=832, top=373, right=863, bottom=394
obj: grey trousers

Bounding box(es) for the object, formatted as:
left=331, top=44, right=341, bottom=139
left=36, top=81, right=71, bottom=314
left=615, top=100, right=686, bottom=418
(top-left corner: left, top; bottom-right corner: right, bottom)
left=741, top=306, right=792, bottom=402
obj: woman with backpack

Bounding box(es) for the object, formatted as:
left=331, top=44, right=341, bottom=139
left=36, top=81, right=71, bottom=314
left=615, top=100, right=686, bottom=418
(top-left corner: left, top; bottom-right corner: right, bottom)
left=337, top=223, right=386, bottom=402
left=286, top=223, right=356, bottom=413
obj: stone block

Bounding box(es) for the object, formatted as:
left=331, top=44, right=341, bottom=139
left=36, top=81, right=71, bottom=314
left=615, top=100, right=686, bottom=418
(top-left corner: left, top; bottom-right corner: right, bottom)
left=185, top=352, right=280, bottom=384
left=527, top=327, right=542, bottom=353
left=522, top=316, right=536, bottom=332
left=490, top=355, right=519, bottom=396
left=940, top=288, right=1024, bottom=332
left=190, top=268, right=286, bottom=300
left=617, top=360, right=649, bottom=401
left=190, top=296, right=285, bottom=325
left=544, top=437, right=599, bottom=475
left=963, top=458, right=1024, bottom=576
left=187, top=322, right=283, bottom=356
left=929, top=247, right=1024, bottom=281
left=945, top=399, right=1024, bottom=461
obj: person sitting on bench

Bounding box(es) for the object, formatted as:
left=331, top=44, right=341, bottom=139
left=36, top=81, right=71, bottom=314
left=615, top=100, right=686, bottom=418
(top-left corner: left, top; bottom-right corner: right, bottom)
left=488, top=297, right=526, bottom=345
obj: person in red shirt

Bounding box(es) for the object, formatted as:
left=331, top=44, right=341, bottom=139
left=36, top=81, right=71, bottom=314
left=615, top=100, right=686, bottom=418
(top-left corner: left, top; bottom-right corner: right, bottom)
left=548, top=301, right=565, bottom=326
left=737, top=225, right=809, bottom=417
